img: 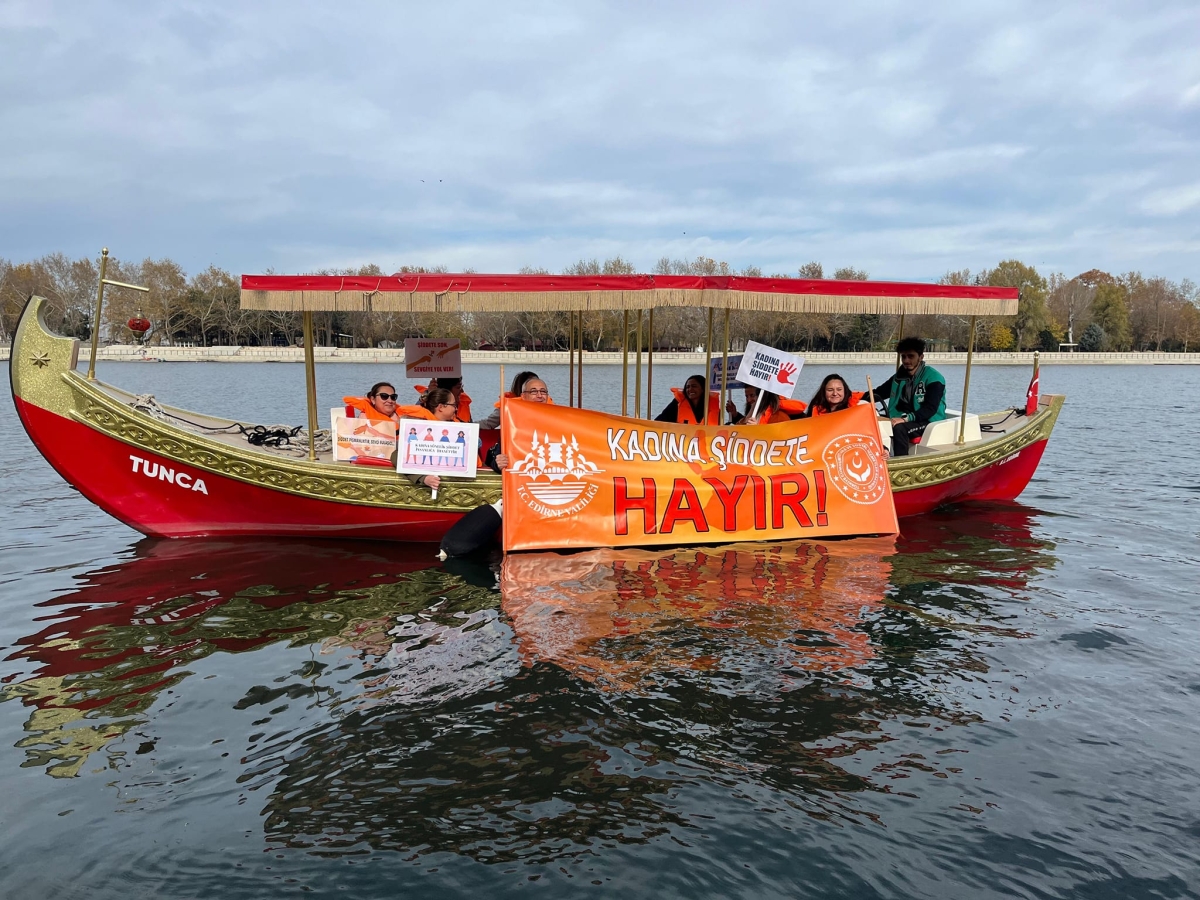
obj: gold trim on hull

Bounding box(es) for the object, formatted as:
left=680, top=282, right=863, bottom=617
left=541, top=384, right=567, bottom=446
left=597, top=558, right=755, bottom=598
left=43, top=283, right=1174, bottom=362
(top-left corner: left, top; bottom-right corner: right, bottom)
left=889, top=396, right=1063, bottom=491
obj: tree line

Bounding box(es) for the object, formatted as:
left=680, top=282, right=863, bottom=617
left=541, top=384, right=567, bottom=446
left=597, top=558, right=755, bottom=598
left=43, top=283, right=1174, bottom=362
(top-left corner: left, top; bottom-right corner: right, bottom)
left=2, top=252, right=1197, bottom=353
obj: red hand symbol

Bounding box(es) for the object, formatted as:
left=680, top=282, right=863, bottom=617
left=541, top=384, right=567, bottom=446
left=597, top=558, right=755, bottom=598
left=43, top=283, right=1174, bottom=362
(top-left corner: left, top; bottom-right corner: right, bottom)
left=776, top=361, right=797, bottom=385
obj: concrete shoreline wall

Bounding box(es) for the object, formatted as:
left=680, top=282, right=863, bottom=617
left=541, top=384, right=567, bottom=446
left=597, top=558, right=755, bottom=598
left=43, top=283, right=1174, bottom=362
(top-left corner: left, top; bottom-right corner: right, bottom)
left=2, top=345, right=1198, bottom=365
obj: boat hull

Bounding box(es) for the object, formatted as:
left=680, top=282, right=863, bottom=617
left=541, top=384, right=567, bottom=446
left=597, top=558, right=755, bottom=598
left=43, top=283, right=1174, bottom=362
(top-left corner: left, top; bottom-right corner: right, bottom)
left=11, top=296, right=1063, bottom=542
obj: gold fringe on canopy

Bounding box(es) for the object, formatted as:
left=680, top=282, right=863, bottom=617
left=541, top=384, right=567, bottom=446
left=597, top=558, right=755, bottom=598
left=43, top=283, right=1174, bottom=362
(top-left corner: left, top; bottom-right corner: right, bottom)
left=240, top=288, right=1017, bottom=317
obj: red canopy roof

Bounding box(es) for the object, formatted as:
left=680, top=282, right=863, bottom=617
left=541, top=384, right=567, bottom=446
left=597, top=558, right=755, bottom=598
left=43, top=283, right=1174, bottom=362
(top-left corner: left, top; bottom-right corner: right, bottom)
left=240, top=273, right=1017, bottom=316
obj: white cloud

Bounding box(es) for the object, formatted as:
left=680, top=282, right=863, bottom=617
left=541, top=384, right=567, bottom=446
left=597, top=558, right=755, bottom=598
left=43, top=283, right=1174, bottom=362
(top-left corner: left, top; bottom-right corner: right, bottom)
left=0, top=0, right=1197, bottom=282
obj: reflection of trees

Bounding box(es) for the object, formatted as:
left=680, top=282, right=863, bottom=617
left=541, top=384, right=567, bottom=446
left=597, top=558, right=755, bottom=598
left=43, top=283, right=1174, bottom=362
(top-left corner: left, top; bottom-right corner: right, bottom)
left=1, top=540, right=496, bottom=777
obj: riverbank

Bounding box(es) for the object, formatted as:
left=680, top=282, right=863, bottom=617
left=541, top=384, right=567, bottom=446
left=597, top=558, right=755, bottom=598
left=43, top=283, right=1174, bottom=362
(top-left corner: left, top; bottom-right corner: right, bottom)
left=2, top=345, right=1197, bottom=365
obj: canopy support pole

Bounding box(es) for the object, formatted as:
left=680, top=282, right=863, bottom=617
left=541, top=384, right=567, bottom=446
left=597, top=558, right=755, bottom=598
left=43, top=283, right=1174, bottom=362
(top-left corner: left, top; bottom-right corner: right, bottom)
left=634, top=309, right=643, bottom=418
left=87, top=247, right=149, bottom=380
left=577, top=311, right=584, bottom=408
left=621, top=310, right=629, bottom=416
left=646, top=308, right=654, bottom=420
left=87, top=248, right=109, bottom=380
left=895, top=311, right=906, bottom=370
left=720, top=308, right=731, bottom=421
left=703, top=309, right=714, bottom=424
left=957, top=315, right=977, bottom=445
left=302, top=311, right=319, bottom=461
left=568, top=310, right=575, bottom=407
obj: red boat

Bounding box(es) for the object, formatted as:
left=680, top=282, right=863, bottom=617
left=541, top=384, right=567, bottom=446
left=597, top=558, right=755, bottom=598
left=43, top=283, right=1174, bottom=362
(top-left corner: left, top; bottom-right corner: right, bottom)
left=10, top=269, right=1063, bottom=542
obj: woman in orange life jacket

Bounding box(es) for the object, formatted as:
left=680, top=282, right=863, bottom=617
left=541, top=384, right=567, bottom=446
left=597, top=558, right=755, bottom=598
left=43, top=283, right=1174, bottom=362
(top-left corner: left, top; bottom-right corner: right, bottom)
left=804, top=373, right=865, bottom=417
left=407, top=388, right=461, bottom=492
left=343, top=382, right=402, bottom=422
left=414, top=377, right=473, bottom=423
left=726, top=385, right=792, bottom=425
left=655, top=375, right=722, bottom=425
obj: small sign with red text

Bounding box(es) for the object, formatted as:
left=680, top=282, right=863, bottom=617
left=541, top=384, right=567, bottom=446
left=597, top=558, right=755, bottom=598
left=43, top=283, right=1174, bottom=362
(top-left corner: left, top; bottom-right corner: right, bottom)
left=404, top=338, right=462, bottom=378
left=736, top=341, right=803, bottom=399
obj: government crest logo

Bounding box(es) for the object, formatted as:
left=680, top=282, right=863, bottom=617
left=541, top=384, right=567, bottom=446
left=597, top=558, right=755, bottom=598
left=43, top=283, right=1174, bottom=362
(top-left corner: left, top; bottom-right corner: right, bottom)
left=510, top=431, right=604, bottom=517
left=822, top=433, right=887, bottom=504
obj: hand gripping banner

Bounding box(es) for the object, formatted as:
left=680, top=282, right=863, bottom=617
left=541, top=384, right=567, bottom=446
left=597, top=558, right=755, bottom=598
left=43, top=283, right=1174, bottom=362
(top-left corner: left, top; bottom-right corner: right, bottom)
left=501, top=401, right=897, bottom=551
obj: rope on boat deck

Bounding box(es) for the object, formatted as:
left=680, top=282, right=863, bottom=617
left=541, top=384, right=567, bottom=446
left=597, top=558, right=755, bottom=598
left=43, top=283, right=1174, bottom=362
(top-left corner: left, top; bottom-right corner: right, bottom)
left=129, top=394, right=333, bottom=456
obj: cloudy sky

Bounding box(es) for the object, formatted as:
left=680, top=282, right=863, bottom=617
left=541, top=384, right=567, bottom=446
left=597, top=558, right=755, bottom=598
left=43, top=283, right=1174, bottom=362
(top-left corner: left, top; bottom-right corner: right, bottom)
left=2, top=0, right=1198, bottom=281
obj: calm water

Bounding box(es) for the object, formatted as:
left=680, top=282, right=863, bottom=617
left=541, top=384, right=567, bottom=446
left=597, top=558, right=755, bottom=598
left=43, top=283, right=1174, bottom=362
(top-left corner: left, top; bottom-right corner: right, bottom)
left=1, top=361, right=1198, bottom=899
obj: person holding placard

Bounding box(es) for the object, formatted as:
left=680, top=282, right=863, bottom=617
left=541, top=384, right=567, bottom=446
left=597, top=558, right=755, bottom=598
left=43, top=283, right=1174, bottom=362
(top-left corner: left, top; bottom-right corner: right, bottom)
left=405, top=388, right=462, bottom=493
left=726, top=386, right=791, bottom=425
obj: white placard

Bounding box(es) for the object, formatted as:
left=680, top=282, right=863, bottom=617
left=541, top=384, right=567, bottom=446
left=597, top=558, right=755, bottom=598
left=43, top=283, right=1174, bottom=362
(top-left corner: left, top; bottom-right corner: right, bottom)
left=331, top=408, right=398, bottom=462
left=735, top=341, right=804, bottom=399
left=396, top=419, right=478, bottom=479
left=404, top=338, right=462, bottom=379
left=710, top=354, right=744, bottom=390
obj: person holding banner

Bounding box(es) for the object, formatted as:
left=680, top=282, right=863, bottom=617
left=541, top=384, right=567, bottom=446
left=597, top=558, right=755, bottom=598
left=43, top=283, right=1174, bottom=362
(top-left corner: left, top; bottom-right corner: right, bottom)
left=870, top=337, right=947, bottom=456
left=484, top=376, right=551, bottom=471
left=726, top=386, right=791, bottom=425
left=655, top=375, right=720, bottom=425
left=480, top=371, right=551, bottom=430
left=804, top=374, right=865, bottom=417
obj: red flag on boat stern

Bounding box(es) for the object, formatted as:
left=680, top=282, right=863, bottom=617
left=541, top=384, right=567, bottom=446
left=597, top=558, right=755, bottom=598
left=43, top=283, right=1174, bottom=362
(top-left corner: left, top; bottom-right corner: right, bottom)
left=1025, top=369, right=1039, bottom=416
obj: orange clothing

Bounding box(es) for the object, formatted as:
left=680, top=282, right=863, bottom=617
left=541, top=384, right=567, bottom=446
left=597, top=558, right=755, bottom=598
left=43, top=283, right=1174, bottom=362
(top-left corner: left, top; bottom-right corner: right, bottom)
left=342, top=396, right=437, bottom=422
left=414, top=384, right=473, bottom=423
left=395, top=404, right=437, bottom=421
left=778, top=397, right=808, bottom=418
left=761, top=408, right=793, bottom=424
left=669, top=387, right=722, bottom=425
left=343, top=396, right=398, bottom=423
left=808, top=392, right=865, bottom=417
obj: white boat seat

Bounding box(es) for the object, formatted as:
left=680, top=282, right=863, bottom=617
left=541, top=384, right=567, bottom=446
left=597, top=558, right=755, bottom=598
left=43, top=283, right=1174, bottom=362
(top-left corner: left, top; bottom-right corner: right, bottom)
left=920, top=412, right=981, bottom=447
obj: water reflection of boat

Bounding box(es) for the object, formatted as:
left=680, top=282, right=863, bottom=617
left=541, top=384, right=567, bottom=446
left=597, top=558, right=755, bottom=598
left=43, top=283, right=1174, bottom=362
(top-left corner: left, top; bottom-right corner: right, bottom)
left=500, top=539, right=895, bottom=691
left=1, top=539, right=495, bottom=777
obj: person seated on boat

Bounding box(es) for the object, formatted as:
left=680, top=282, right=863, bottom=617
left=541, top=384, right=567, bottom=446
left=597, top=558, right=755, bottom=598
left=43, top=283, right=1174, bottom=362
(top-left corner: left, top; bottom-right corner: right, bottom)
left=405, top=388, right=460, bottom=493
left=655, top=375, right=720, bottom=424
left=479, top=370, right=553, bottom=430
left=484, top=376, right=551, bottom=472
left=871, top=336, right=947, bottom=456
left=804, top=373, right=865, bottom=417
left=414, top=377, right=473, bottom=423
left=726, top=385, right=791, bottom=425
left=343, top=382, right=402, bottom=422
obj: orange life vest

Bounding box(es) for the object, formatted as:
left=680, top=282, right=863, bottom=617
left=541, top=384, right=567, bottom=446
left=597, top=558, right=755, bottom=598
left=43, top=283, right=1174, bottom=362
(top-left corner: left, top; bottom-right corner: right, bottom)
left=342, top=396, right=399, bottom=423
left=808, top=392, right=865, bottom=417
left=395, top=404, right=437, bottom=421
left=414, top=384, right=473, bottom=423
left=778, top=397, right=808, bottom=418
left=669, top=387, right=722, bottom=425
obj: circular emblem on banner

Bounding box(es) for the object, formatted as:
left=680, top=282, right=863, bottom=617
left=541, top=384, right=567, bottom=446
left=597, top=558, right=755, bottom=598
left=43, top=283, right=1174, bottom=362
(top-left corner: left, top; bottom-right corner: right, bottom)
left=822, top=434, right=887, bottom=505
left=511, top=431, right=604, bottom=518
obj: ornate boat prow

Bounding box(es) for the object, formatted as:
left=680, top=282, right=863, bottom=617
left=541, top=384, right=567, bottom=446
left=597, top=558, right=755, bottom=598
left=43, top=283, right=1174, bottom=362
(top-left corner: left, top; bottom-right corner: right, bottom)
left=11, top=296, right=501, bottom=541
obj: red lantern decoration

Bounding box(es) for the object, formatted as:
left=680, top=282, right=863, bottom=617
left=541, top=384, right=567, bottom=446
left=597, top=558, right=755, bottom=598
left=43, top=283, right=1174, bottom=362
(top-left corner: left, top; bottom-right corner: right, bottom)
left=127, top=316, right=151, bottom=334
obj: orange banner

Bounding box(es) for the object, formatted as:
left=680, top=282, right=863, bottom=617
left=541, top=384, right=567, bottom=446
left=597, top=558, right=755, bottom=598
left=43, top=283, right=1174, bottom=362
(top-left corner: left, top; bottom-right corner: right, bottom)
left=501, top=401, right=897, bottom=551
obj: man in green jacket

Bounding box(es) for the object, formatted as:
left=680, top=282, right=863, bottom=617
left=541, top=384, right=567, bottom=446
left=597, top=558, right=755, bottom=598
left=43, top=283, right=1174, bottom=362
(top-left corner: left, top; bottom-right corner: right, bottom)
left=870, top=337, right=947, bottom=456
